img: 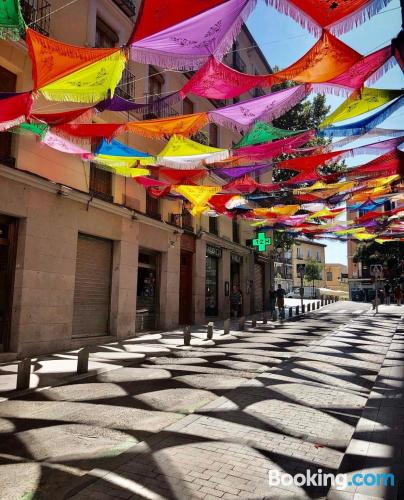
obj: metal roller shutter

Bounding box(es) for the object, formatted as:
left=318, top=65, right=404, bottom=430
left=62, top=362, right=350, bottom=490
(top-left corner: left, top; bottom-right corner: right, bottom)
left=72, top=234, right=112, bottom=338
left=254, top=263, right=264, bottom=313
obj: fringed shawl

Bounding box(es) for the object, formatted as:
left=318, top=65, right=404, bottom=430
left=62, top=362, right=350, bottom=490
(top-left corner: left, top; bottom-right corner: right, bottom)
left=126, top=113, right=209, bottom=139
left=0, top=0, right=25, bottom=40
left=0, top=92, right=33, bottom=131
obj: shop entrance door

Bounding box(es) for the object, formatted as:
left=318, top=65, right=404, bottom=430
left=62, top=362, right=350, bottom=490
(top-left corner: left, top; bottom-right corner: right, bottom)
left=0, top=215, right=18, bottom=351
left=179, top=251, right=193, bottom=325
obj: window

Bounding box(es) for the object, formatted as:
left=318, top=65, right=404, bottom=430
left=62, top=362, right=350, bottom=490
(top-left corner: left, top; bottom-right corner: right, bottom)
left=209, top=124, right=219, bottom=147
left=183, top=98, right=194, bottom=116
left=21, top=0, right=51, bottom=36
left=232, top=217, right=239, bottom=243
left=144, top=66, right=164, bottom=118
left=0, top=66, right=17, bottom=167
left=95, top=17, right=118, bottom=48
left=316, top=251, right=321, bottom=262
left=307, top=249, right=312, bottom=258
left=209, top=216, right=218, bottom=235
left=89, top=164, right=113, bottom=202
left=146, top=192, right=161, bottom=220
left=296, top=247, right=303, bottom=259
left=326, top=272, right=333, bottom=282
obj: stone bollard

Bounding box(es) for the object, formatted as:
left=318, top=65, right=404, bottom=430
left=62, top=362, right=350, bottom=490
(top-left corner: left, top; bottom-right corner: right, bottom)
left=183, top=325, right=191, bottom=346
left=239, top=316, right=245, bottom=331
left=307, top=303, right=311, bottom=312
left=317, top=301, right=320, bottom=309
left=262, top=312, right=267, bottom=324
left=77, top=347, right=89, bottom=374
left=302, top=304, right=306, bottom=314
left=207, top=321, right=214, bottom=340
left=251, top=314, right=257, bottom=328
left=289, top=307, right=293, bottom=318
left=223, top=318, right=230, bottom=335
left=296, top=305, right=299, bottom=315
left=16, top=358, right=31, bottom=390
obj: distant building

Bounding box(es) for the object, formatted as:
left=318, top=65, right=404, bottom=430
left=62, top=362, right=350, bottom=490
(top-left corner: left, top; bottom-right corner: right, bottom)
left=324, top=263, right=348, bottom=291
left=291, top=239, right=326, bottom=288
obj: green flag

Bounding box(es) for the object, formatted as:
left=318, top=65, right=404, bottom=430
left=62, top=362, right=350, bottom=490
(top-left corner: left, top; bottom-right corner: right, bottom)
left=234, top=121, right=307, bottom=149
left=0, top=0, right=26, bottom=40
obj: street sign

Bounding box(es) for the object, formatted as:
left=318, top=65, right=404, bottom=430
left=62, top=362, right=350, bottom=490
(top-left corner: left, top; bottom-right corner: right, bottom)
left=252, top=232, right=272, bottom=252
left=297, top=264, right=305, bottom=277
left=370, top=264, right=383, bottom=278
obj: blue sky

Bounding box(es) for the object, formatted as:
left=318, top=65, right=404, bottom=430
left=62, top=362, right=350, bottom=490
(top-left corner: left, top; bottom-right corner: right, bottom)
left=247, top=0, right=403, bottom=264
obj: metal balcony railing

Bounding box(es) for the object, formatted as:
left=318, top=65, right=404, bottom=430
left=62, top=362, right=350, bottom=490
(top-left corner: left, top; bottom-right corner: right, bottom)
left=21, top=0, right=51, bottom=36
left=143, top=94, right=179, bottom=120
left=112, top=0, right=136, bottom=18
left=169, top=212, right=194, bottom=231
left=116, top=68, right=136, bottom=101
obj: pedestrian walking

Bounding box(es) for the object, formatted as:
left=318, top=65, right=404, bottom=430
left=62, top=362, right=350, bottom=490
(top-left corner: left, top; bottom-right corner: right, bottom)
left=230, top=285, right=243, bottom=318
left=276, top=284, right=286, bottom=319
left=395, top=285, right=402, bottom=306
left=268, top=287, right=276, bottom=319
left=384, top=282, right=391, bottom=305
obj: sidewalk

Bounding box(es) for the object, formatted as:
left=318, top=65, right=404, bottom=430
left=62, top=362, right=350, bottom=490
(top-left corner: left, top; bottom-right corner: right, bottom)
left=0, top=300, right=326, bottom=400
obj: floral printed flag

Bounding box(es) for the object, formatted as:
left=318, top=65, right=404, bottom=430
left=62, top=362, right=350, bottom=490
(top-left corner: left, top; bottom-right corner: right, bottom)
left=0, top=0, right=25, bottom=40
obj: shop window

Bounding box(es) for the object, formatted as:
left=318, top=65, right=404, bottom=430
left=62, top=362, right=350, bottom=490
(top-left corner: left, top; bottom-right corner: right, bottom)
left=89, top=164, right=113, bottom=203
left=205, top=255, right=218, bottom=316
left=0, top=66, right=17, bottom=167
left=137, top=251, right=159, bottom=331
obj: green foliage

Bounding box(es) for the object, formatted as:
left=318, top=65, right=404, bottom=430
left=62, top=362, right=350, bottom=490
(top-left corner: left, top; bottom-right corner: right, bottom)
left=304, top=258, right=323, bottom=284
left=353, top=241, right=404, bottom=268
left=274, top=231, right=294, bottom=251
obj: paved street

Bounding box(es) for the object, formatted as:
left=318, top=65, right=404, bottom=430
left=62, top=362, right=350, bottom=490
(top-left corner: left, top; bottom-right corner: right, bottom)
left=0, top=301, right=403, bottom=500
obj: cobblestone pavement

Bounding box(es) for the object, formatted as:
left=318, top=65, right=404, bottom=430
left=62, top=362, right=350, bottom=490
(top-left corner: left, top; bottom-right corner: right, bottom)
left=0, top=302, right=402, bottom=500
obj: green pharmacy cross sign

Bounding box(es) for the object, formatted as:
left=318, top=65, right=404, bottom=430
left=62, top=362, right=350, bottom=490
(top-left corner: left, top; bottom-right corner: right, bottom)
left=252, top=232, right=272, bottom=252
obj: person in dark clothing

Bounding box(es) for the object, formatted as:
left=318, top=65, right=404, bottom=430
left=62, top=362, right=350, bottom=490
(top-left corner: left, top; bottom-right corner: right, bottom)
left=230, top=285, right=243, bottom=318
left=276, top=284, right=286, bottom=318
left=268, top=287, right=276, bottom=317
left=384, top=282, right=391, bottom=305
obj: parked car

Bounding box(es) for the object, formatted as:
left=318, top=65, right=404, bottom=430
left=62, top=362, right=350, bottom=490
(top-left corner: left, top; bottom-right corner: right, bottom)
left=286, top=287, right=319, bottom=299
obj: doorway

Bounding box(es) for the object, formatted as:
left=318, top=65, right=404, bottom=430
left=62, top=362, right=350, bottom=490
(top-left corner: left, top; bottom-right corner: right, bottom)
left=179, top=250, right=193, bottom=325
left=0, top=215, right=18, bottom=351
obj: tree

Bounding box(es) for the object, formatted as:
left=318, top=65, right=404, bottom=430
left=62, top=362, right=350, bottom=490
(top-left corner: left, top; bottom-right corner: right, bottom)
left=353, top=241, right=404, bottom=281
left=304, top=258, right=323, bottom=297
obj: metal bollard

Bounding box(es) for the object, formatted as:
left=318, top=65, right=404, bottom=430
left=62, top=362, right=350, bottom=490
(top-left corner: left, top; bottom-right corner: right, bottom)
left=272, top=310, right=278, bottom=321
left=307, top=303, right=311, bottom=312
left=262, top=312, right=268, bottom=324
left=239, top=316, right=245, bottom=331
left=183, top=325, right=191, bottom=346
left=16, top=358, right=31, bottom=390
left=302, top=304, right=306, bottom=314
left=296, top=305, right=299, bottom=315
left=317, top=301, right=320, bottom=309
left=321, top=297, right=324, bottom=306
left=251, top=314, right=257, bottom=328
left=312, top=302, right=316, bottom=311
left=207, top=321, right=214, bottom=340
left=77, top=347, right=89, bottom=374
left=289, top=307, right=293, bottom=318
left=223, top=318, right=230, bottom=335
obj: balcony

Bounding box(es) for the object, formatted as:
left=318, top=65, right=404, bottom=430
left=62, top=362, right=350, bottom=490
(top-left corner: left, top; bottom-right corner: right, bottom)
left=170, top=212, right=194, bottom=231
left=116, top=68, right=136, bottom=101
left=21, top=0, right=51, bottom=36
left=143, top=93, right=179, bottom=120
left=112, top=0, right=136, bottom=18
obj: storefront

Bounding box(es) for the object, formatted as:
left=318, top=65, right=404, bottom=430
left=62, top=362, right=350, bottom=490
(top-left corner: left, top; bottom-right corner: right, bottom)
left=179, top=233, right=195, bottom=325
left=137, top=250, right=160, bottom=331
left=72, top=234, right=112, bottom=338
left=0, top=215, right=18, bottom=351
left=205, top=244, right=222, bottom=317
left=230, top=253, right=242, bottom=288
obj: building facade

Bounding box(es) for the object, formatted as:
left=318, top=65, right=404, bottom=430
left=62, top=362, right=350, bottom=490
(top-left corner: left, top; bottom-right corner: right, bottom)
left=291, top=239, right=326, bottom=288
left=0, top=1, right=274, bottom=356
left=324, top=263, right=348, bottom=291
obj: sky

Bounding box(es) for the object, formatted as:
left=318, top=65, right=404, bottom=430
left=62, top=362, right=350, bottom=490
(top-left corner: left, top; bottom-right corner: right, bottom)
left=247, top=0, right=403, bottom=265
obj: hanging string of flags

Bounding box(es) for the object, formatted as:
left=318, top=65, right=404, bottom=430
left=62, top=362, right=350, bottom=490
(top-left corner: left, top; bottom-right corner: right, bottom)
left=0, top=0, right=403, bottom=242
